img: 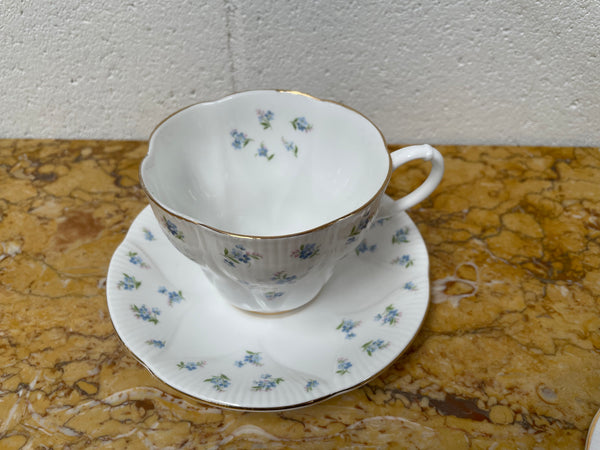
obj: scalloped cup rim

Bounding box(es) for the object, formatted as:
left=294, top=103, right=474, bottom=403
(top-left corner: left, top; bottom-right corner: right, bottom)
left=139, top=89, right=393, bottom=240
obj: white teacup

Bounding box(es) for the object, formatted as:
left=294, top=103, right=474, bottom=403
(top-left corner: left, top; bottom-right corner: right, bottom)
left=140, top=90, right=443, bottom=313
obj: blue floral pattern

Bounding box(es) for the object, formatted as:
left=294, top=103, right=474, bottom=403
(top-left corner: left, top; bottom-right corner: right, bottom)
left=257, top=109, right=274, bottom=129
left=177, top=361, right=206, bottom=371
left=375, top=217, right=391, bottom=226
left=265, top=291, right=284, bottom=300
left=230, top=129, right=252, bottom=149
left=305, top=380, right=319, bottom=392
left=291, top=243, right=320, bottom=259
left=118, top=273, right=141, bottom=290
left=347, top=218, right=370, bottom=244
left=375, top=304, right=401, bottom=326
left=131, top=304, right=160, bottom=324
left=142, top=228, right=155, bottom=241
left=404, top=281, right=417, bottom=291
left=223, top=245, right=262, bottom=267
left=163, top=217, right=184, bottom=240
left=146, top=339, right=165, bottom=348
left=355, top=239, right=376, bottom=256
left=337, top=319, right=361, bottom=339
left=392, top=255, right=414, bottom=268
left=362, top=339, right=390, bottom=356
left=271, top=271, right=297, bottom=284
left=158, top=286, right=184, bottom=306
left=252, top=374, right=284, bottom=392
left=282, top=137, right=298, bottom=157
left=256, top=142, right=275, bottom=160
left=227, top=110, right=313, bottom=160
left=392, top=227, right=410, bottom=244
left=291, top=117, right=312, bottom=132
left=235, top=350, right=263, bottom=367
left=128, top=251, right=149, bottom=268
left=108, top=205, right=430, bottom=409
left=204, top=374, right=231, bottom=392
left=336, top=357, right=352, bottom=375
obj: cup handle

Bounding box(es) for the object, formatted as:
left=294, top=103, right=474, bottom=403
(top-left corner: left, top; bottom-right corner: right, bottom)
left=379, top=144, right=444, bottom=216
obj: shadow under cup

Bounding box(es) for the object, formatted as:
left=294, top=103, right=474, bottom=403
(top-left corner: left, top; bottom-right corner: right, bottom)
left=140, top=90, right=428, bottom=313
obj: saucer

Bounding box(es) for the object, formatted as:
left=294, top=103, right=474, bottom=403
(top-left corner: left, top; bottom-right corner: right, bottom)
left=106, top=204, right=430, bottom=411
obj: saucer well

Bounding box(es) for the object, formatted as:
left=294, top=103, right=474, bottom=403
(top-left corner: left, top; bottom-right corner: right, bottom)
left=106, top=204, right=430, bottom=411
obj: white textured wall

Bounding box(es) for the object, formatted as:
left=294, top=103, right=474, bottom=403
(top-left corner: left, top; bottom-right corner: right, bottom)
left=1, top=0, right=599, bottom=146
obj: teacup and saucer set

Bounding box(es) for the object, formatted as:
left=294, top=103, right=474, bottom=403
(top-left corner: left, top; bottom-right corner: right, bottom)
left=107, top=90, right=444, bottom=411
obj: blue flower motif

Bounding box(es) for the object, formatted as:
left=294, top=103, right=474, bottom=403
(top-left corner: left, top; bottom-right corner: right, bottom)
left=392, top=227, right=410, bottom=244
left=230, top=129, right=252, bottom=149
left=336, top=319, right=361, bottom=339
left=130, top=304, right=160, bottom=324
left=128, top=251, right=149, bottom=268
left=362, top=339, right=390, bottom=356
left=128, top=252, right=142, bottom=265
left=252, top=374, right=284, bottom=392
left=142, top=228, right=155, bottom=241
left=235, top=350, right=263, bottom=368
left=146, top=339, right=165, bottom=348
left=391, top=254, right=414, bottom=268
left=118, top=273, right=141, bottom=290
left=224, top=245, right=262, bottom=266
left=256, top=142, right=275, bottom=160
left=233, top=246, right=250, bottom=263
left=165, top=220, right=177, bottom=235
left=375, top=217, right=391, bottom=226
left=265, top=291, right=284, bottom=300
left=204, top=374, right=231, bottom=392
left=374, top=304, right=401, bottom=326
left=168, top=291, right=183, bottom=304
left=244, top=352, right=262, bottom=365
left=291, top=243, right=320, bottom=259
left=177, top=361, right=206, bottom=371
left=347, top=218, right=370, bottom=243
left=404, top=281, right=417, bottom=291
left=355, top=239, right=377, bottom=256
left=282, top=138, right=298, bottom=157
left=271, top=271, right=297, bottom=284
left=291, top=117, right=312, bottom=132
left=305, top=379, right=319, bottom=392
left=158, top=286, right=184, bottom=306
left=336, top=357, right=352, bottom=375
left=257, top=109, right=274, bottom=129
left=163, top=217, right=184, bottom=240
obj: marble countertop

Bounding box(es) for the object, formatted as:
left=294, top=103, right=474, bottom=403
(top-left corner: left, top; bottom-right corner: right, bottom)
left=0, top=140, right=599, bottom=448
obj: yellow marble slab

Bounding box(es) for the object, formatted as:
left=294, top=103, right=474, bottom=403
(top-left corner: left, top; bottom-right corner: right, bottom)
left=0, top=140, right=598, bottom=448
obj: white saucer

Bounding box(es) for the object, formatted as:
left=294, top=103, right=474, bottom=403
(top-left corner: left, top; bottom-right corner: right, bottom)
left=107, top=205, right=430, bottom=411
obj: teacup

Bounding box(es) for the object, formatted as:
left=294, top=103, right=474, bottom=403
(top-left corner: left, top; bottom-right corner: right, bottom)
left=140, top=90, right=443, bottom=313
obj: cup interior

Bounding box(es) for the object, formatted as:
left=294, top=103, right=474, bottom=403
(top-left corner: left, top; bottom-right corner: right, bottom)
left=141, top=90, right=390, bottom=237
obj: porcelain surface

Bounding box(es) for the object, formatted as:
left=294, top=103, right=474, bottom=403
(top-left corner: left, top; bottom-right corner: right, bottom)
left=140, top=90, right=443, bottom=313
left=141, top=90, right=391, bottom=237
left=107, top=204, right=430, bottom=410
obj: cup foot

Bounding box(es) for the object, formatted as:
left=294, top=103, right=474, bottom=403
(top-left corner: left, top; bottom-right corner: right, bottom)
left=229, top=292, right=321, bottom=315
